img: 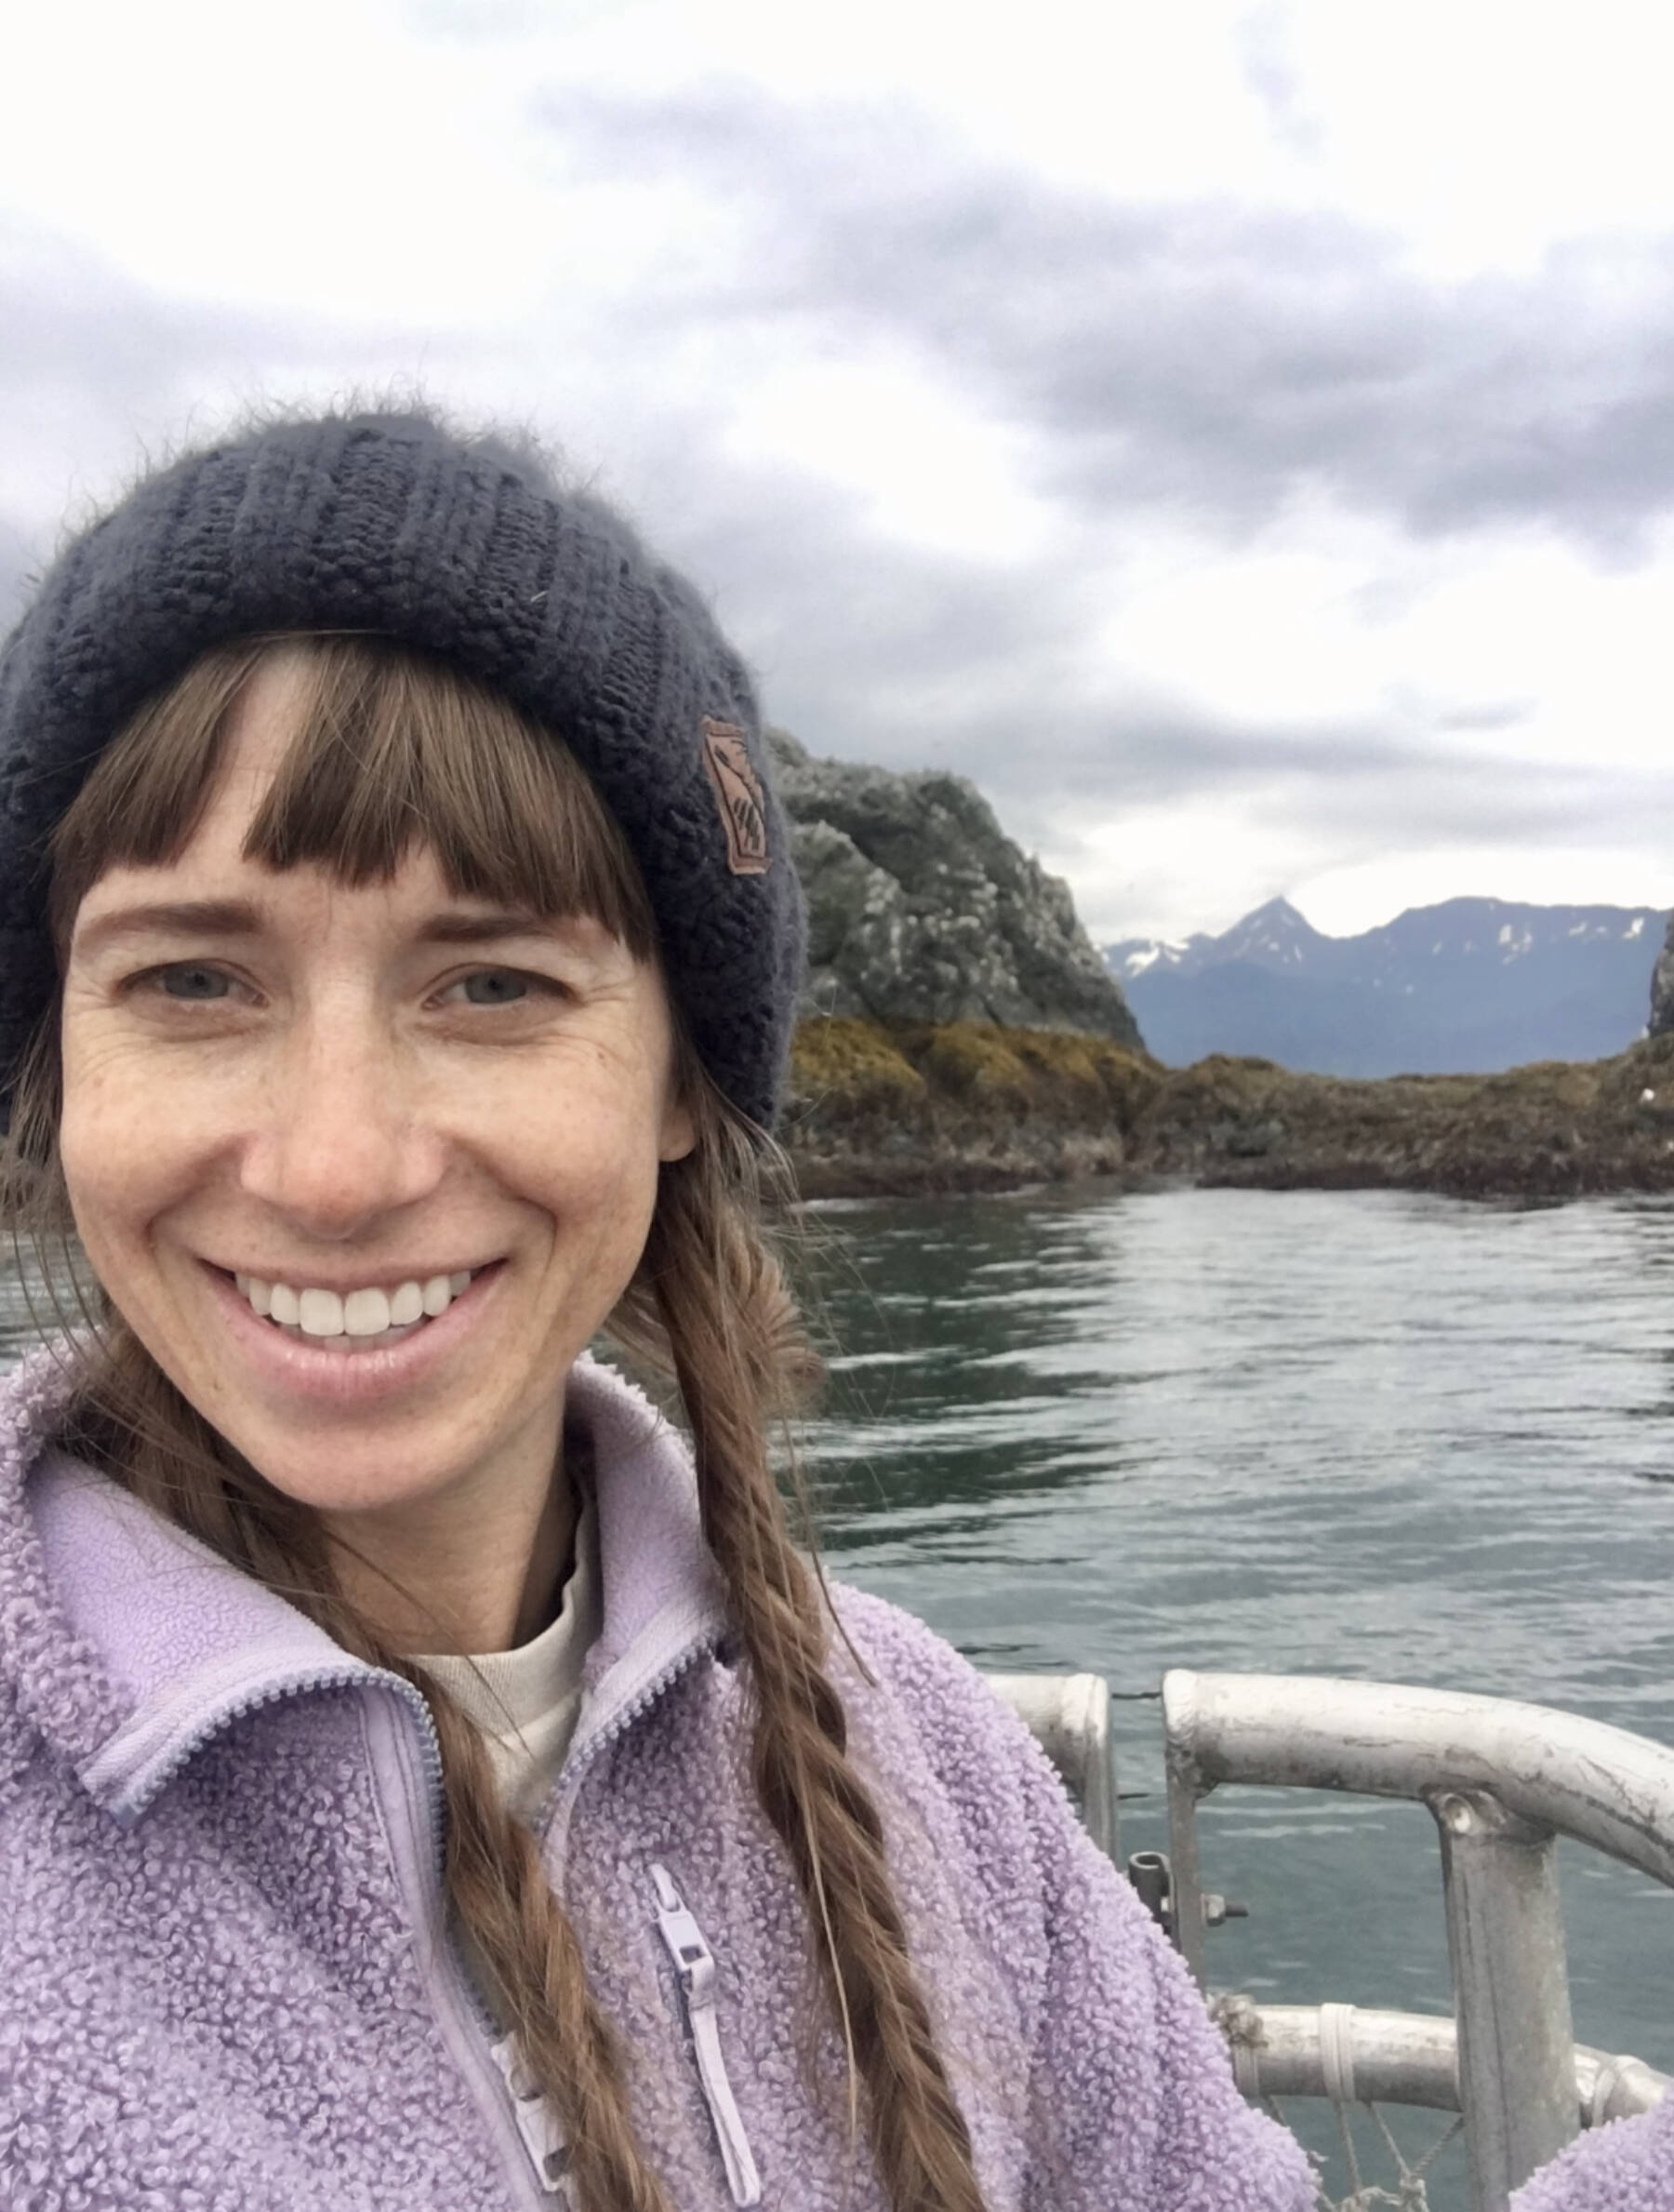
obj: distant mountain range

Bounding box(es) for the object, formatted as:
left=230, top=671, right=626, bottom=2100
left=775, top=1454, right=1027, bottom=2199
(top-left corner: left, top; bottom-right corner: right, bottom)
left=1106, top=897, right=1668, bottom=1074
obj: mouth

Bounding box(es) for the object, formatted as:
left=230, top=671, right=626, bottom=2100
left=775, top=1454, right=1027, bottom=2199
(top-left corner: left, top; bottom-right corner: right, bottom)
left=220, top=1264, right=495, bottom=1355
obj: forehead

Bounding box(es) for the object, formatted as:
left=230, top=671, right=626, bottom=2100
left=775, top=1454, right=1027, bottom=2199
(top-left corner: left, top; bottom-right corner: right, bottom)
left=72, top=653, right=442, bottom=918
left=69, top=665, right=482, bottom=946
left=199, top=650, right=312, bottom=833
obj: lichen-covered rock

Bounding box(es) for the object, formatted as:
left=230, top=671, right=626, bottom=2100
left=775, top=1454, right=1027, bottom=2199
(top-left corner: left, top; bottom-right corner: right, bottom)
left=1650, top=913, right=1674, bottom=1036
left=784, top=1017, right=1160, bottom=1194
left=771, top=730, right=1142, bottom=1046
left=785, top=1017, right=1674, bottom=1201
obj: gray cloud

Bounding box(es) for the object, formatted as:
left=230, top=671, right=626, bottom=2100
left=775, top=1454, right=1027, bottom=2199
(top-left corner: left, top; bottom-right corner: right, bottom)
left=0, top=220, right=472, bottom=639
left=1236, top=4, right=1326, bottom=160
left=990, top=699, right=1654, bottom=862
left=537, top=83, right=1674, bottom=559
left=7, top=134, right=1668, bottom=939
left=668, top=459, right=1618, bottom=853
left=0, top=222, right=319, bottom=487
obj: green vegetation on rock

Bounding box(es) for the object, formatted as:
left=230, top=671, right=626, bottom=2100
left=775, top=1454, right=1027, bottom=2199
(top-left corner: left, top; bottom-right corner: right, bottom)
left=783, top=1017, right=1674, bottom=1202
left=785, top=1016, right=1160, bottom=1195
left=790, top=1018, right=928, bottom=1115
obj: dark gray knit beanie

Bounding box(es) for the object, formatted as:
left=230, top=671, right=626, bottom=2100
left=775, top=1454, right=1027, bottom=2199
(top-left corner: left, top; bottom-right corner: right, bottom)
left=0, top=409, right=804, bottom=1130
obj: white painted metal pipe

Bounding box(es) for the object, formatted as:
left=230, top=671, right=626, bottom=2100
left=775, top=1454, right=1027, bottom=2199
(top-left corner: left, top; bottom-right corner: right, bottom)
left=987, top=1671, right=1119, bottom=1859
left=1162, top=1671, right=1674, bottom=1886
left=1161, top=1671, right=1674, bottom=2212
left=1225, top=2004, right=1666, bottom=2125
left=1434, top=1788, right=1577, bottom=2208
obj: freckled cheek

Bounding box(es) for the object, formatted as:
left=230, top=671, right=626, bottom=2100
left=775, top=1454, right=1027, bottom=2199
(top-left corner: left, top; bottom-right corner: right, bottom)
left=60, top=1073, right=229, bottom=1251
left=484, top=1069, right=671, bottom=1187
left=479, top=1099, right=667, bottom=1272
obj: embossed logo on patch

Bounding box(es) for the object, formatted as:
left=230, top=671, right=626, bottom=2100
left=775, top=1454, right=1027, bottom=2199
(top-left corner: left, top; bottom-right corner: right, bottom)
left=700, top=717, right=770, bottom=875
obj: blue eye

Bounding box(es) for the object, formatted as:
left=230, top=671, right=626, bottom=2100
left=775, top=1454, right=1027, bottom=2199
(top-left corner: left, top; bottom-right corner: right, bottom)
left=160, top=965, right=231, bottom=1000
left=460, top=970, right=529, bottom=1006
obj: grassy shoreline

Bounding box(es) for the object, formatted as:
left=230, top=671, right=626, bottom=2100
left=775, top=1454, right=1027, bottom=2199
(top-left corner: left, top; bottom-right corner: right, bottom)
left=782, top=1016, right=1674, bottom=1202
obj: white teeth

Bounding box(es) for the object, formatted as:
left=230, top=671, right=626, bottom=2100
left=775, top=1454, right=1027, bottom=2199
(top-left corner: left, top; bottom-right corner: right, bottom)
left=343, top=1287, right=392, bottom=1337
left=235, top=1269, right=478, bottom=1334
left=298, top=1288, right=344, bottom=1338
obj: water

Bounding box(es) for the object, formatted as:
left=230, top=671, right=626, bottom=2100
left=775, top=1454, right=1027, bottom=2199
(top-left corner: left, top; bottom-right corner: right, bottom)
left=799, top=1185, right=1674, bottom=2201
left=11, top=1193, right=1674, bottom=2200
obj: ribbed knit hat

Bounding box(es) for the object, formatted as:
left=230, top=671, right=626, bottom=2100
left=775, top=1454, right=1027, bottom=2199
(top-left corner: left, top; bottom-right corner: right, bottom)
left=0, top=409, right=804, bottom=1130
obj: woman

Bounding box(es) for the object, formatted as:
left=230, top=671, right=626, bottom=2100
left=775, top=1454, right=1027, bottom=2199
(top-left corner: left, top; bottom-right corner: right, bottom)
left=0, top=408, right=1312, bottom=2211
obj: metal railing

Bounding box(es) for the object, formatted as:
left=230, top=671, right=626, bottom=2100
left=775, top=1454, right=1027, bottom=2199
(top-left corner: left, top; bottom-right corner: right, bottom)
left=985, top=1671, right=1119, bottom=1857
left=986, top=1667, right=1674, bottom=2212
left=1214, top=2001, right=1665, bottom=2128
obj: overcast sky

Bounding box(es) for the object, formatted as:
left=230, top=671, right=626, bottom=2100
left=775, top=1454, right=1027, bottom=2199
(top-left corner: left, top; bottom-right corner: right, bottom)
left=8, top=0, right=1674, bottom=942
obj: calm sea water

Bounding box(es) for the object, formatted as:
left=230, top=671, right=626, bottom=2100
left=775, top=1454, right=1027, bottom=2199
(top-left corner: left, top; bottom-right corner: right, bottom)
left=799, top=1185, right=1674, bottom=2203
left=8, top=1190, right=1674, bottom=2201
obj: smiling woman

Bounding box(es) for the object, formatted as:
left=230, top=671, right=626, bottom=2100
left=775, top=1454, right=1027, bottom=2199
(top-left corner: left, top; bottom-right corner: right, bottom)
left=0, top=408, right=1311, bottom=2212
left=49, top=637, right=692, bottom=1650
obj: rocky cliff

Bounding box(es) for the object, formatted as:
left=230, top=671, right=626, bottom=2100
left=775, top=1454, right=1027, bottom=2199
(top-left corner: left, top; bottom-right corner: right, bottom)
left=770, top=731, right=1141, bottom=1047
left=1650, top=914, right=1674, bottom=1038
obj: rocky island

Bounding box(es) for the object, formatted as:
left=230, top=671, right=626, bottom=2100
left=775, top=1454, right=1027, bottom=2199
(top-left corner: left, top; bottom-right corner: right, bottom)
left=770, top=733, right=1150, bottom=1192
left=771, top=731, right=1138, bottom=1045
left=773, top=731, right=1674, bottom=1202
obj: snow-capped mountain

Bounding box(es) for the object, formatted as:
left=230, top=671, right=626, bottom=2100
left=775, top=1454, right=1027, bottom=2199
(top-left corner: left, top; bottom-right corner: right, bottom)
left=1105, top=897, right=1667, bottom=1073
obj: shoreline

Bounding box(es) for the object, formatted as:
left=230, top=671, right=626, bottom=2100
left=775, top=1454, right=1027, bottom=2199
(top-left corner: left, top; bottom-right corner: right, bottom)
left=782, top=1016, right=1674, bottom=1205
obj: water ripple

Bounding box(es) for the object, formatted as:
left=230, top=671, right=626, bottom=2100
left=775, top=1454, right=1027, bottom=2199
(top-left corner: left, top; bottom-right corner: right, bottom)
left=804, top=1186, right=1674, bottom=2085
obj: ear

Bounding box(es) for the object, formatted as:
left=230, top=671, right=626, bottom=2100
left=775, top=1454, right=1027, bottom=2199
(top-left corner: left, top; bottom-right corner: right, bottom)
left=658, top=1088, right=697, bottom=1164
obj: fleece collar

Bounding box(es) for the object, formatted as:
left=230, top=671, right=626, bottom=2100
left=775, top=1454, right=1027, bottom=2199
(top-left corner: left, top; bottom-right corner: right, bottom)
left=0, top=1346, right=727, bottom=1825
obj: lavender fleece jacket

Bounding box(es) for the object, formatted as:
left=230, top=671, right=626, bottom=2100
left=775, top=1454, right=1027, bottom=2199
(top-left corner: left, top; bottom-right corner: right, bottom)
left=1513, top=2110, right=1674, bottom=2210
left=0, top=1346, right=1313, bottom=2212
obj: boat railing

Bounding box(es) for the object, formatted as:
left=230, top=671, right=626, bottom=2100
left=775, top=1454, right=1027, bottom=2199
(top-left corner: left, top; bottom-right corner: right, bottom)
left=985, top=1667, right=1674, bottom=2212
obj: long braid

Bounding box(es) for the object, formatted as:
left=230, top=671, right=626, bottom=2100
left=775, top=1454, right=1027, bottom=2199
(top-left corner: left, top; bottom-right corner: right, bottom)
left=7, top=617, right=990, bottom=2208
left=409, top=1684, right=675, bottom=2212
left=621, top=1128, right=990, bottom=2212
left=53, top=1326, right=678, bottom=2212
left=18, top=1079, right=988, bottom=2211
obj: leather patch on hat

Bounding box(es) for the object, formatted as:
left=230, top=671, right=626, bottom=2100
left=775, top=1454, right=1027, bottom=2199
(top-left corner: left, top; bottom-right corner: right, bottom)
left=700, top=717, right=770, bottom=875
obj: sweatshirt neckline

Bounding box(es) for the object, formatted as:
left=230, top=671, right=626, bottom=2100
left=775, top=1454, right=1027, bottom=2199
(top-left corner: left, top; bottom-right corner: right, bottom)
left=0, top=1347, right=730, bottom=1823
left=414, top=1494, right=601, bottom=1732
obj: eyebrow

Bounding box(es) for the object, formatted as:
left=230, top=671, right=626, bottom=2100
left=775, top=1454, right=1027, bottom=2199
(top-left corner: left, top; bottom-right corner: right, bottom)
left=73, top=898, right=574, bottom=957
left=73, top=899, right=264, bottom=956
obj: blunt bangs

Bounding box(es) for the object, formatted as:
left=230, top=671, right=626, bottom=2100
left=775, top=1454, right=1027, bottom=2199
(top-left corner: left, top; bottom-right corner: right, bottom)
left=47, top=634, right=659, bottom=965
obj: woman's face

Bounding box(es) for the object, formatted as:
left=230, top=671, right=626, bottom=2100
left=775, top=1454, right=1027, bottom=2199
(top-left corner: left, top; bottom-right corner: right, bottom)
left=58, top=654, right=694, bottom=1535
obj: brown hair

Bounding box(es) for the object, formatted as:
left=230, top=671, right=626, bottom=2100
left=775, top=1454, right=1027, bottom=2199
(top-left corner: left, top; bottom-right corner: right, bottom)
left=4, top=636, right=987, bottom=2212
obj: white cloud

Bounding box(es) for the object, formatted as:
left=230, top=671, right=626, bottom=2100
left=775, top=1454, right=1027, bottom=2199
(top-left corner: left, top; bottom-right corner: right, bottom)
left=8, top=0, right=1674, bottom=941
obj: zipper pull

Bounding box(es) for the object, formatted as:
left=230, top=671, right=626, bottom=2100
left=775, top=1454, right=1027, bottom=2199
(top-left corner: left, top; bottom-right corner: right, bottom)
left=651, top=1863, right=764, bottom=2206
left=489, top=2032, right=572, bottom=2198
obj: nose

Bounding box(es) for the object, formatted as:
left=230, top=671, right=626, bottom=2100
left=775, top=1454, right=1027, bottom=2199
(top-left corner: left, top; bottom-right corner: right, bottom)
left=237, top=1000, right=447, bottom=1242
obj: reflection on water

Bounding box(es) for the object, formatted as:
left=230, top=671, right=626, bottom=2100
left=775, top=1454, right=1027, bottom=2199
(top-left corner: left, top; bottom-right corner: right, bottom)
left=801, top=1186, right=1674, bottom=2195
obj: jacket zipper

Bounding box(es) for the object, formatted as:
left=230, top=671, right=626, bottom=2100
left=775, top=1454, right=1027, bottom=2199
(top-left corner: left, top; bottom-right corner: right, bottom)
left=651, top=1862, right=764, bottom=2206
left=140, top=1629, right=728, bottom=2204
left=538, top=1632, right=716, bottom=1851
left=488, top=2032, right=572, bottom=2197
left=448, top=1628, right=723, bottom=2201
left=363, top=1686, right=563, bottom=2210
left=109, top=1663, right=557, bottom=2209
